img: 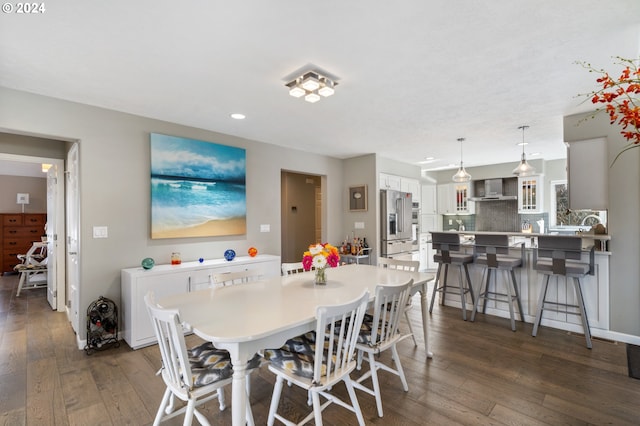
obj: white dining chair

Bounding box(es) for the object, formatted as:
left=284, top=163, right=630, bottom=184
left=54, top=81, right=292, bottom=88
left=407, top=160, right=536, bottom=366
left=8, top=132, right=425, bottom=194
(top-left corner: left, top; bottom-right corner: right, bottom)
left=281, top=261, right=305, bottom=275
left=263, top=290, right=370, bottom=426
left=353, top=280, right=413, bottom=417
left=212, top=269, right=263, bottom=287
left=144, top=292, right=261, bottom=426
left=376, top=257, right=419, bottom=346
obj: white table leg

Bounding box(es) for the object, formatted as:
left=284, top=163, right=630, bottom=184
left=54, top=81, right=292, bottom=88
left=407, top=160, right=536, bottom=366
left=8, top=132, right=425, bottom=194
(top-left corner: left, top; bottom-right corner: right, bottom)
left=420, top=284, right=433, bottom=359
left=230, top=355, right=248, bottom=426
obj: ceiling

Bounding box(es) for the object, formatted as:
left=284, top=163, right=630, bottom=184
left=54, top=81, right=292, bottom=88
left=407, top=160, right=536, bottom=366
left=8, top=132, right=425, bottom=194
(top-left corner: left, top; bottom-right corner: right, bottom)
left=0, top=159, right=44, bottom=178
left=1, top=1, right=639, bottom=173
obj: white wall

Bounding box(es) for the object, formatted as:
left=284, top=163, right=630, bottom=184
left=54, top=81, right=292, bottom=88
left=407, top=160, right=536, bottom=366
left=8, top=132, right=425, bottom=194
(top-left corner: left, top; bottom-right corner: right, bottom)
left=0, top=87, right=345, bottom=342
left=564, top=110, right=640, bottom=337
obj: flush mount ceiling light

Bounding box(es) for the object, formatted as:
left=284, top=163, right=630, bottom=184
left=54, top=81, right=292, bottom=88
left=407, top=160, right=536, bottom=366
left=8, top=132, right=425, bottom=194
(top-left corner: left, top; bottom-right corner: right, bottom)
left=512, top=125, right=536, bottom=176
left=452, top=137, right=472, bottom=182
left=285, top=70, right=338, bottom=103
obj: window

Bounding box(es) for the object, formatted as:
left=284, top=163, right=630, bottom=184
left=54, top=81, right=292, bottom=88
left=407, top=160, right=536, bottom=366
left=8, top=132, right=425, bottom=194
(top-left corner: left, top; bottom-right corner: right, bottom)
left=549, top=180, right=607, bottom=228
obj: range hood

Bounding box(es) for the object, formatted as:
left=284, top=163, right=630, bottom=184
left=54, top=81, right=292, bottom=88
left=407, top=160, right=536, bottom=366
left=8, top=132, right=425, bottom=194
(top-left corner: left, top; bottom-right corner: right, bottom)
left=470, top=178, right=517, bottom=201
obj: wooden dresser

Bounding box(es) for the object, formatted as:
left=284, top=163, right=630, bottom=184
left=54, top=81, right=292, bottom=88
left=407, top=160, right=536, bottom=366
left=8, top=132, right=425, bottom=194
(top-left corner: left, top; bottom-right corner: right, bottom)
left=1, top=213, right=47, bottom=273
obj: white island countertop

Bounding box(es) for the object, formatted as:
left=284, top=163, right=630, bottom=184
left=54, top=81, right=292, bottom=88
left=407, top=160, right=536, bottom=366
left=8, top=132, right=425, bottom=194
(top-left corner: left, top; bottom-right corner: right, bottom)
left=435, top=230, right=610, bottom=251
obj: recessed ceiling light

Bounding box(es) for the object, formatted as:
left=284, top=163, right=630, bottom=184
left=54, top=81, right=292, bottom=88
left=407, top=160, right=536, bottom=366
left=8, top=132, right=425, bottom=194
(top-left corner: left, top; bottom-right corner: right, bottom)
left=417, top=157, right=436, bottom=164
left=230, top=113, right=246, bottom=120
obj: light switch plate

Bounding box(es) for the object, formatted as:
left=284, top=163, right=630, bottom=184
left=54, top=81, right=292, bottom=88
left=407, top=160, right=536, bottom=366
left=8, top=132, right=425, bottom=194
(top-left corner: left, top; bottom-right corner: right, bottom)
left=354, top=222, right=365, bottom=229
left=260, top=224, right=270, bottom=232
left=93, top=226, right=108, bottom=238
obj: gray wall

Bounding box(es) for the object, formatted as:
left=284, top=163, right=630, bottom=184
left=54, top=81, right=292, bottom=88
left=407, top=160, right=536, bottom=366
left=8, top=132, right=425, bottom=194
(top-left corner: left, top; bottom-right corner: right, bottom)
left=0, top=87, right=345, bottom=342
left=564, top=111, right=640, bottom=337
left=0, top=175, right=47, bottom=213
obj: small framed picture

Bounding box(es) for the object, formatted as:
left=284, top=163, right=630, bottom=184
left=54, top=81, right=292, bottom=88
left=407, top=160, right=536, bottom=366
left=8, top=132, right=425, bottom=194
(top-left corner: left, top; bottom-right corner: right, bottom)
left=349, top=185, right=367, bottom=211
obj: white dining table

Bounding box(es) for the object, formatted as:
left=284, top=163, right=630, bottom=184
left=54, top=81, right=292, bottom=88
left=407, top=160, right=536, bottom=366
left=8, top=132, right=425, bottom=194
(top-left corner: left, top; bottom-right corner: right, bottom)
left=159, top=263, right=435, bottom=426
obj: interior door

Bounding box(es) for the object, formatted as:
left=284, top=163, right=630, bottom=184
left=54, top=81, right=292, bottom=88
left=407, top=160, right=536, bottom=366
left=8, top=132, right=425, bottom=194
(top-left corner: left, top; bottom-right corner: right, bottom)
left=66, top=144, right=80, bottom=333
left=46, top=164, right=58, bottom=309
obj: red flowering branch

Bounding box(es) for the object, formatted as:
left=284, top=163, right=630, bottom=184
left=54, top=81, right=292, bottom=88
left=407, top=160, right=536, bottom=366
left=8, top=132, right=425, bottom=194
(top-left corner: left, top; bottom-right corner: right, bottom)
left=577, top=56, right=640, bottom=165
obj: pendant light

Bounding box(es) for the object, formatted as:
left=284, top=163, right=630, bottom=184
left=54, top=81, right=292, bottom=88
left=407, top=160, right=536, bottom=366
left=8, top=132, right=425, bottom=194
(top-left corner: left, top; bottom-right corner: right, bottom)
left=512, top=125, right=536, bottom=176
left=452, top=137, right=472, bottom=182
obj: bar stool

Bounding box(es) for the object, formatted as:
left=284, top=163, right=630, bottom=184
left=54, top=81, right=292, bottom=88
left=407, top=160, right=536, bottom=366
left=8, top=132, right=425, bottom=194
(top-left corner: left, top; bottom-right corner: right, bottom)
left=532, top=236, right=595, bottom=349
left=471, top=234, right=524, bottom=331
left=429, top=232, right=475, bottom=320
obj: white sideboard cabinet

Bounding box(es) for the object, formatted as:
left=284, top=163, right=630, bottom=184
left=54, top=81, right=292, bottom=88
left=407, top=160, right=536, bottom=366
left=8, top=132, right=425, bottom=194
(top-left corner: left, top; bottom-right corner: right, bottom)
left=121, top=254, right=280, bottom=349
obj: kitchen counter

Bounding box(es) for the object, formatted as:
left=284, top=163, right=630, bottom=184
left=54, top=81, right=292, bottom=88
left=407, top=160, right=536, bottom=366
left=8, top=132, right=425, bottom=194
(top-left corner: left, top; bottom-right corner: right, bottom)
left=440, top=230, right=610, bottom=251
left=427, top=230, right=611, bottom=340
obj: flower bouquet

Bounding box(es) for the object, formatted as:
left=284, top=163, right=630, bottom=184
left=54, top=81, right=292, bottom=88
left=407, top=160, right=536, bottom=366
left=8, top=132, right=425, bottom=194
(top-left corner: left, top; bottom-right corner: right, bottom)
left=577, top=56, right=640, bottom=165
left=302, top=242, right=340, bottom=285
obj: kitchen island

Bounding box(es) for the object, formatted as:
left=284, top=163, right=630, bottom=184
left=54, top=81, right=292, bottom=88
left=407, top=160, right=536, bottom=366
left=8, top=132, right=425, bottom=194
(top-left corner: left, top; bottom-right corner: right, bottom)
left=431, top=231, right=611, bottom=340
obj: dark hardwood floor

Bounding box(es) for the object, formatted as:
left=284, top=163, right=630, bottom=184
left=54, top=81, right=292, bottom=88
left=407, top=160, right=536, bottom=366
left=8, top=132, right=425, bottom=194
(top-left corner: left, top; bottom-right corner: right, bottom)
left=1, top=272, right=639, bottom=425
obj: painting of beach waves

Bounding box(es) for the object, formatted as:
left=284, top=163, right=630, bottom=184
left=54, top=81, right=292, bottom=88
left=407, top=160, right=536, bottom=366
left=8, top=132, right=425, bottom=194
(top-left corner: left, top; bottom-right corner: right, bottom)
left=150, top=133, right=246, bottom=239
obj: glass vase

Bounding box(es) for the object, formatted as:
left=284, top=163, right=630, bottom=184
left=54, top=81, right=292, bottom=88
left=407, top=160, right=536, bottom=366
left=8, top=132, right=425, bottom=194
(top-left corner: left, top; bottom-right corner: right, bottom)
left=314, top=268, right=327, bottom=285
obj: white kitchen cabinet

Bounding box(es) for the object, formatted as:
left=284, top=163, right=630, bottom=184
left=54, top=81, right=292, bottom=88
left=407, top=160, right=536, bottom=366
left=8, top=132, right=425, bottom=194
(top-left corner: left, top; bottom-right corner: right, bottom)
left=437, top=182, right=474, bottom=214
left=518, top=175, right=544, bottom=213
left=379, top=173, right=402, bottom=191
left=401, top=178, right=420, bottom=203
left=379, top=173, right=421, bottom=202
left=421, top=184, right=437, bottom=214
left=121, top=254, right=280, bottom=349
left=419, top=215, right=439, bottom=271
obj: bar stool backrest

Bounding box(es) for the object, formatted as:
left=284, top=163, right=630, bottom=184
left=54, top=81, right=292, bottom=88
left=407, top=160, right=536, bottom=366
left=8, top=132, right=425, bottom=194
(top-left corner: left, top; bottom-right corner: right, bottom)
left=431, top=232, right=462, bottom=264
left=535, top=236, right=593, bottom=276
left=474, top=234, right=510, bottom=268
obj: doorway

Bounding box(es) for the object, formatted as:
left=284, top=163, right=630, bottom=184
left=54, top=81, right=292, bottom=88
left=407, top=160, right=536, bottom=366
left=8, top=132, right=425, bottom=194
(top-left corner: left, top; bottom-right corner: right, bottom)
left=0, top=152, right=66, bottom=311
left=280, top=171, right=323, bottom=263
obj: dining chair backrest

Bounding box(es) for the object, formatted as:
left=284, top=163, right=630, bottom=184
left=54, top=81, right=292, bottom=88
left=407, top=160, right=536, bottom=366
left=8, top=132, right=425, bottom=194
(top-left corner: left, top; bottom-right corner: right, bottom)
left=144, top=292, right=193, bottom=391
left=281, top=262, right=305, bottom=276
left=314, top=290, right=370, bottom=386
left=212, top=269, right=263, bottom=287
left=368, top=280, right=413, bottom=346
left=377, top=257, right=419, bottom=272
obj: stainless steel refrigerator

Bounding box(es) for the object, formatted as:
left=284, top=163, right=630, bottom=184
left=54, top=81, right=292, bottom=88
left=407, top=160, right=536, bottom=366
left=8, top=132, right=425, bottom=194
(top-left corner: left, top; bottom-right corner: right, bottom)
left=380, top=189, right=414, bottom=258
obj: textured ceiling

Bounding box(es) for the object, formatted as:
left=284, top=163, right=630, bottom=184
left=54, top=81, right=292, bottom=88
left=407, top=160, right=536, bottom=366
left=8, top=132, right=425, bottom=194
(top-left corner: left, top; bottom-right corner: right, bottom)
left=1, top=1, right=639, bottom=172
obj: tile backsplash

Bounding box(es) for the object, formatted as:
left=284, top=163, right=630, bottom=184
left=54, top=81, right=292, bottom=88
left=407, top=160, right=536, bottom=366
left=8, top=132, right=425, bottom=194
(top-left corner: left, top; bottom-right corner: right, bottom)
left=441, top=200, right=549, bottom=233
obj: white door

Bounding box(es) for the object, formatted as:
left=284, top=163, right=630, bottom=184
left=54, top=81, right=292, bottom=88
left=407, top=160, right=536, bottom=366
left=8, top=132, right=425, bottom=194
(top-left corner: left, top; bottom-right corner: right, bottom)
left=66, top=144, right=80, bottom=333
left=46, top=164, right=58, bottom=309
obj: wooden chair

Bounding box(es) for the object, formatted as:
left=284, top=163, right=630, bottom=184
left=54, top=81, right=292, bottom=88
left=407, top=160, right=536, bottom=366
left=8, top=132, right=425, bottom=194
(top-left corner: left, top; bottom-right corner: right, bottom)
left=15, top=242, right=48, bottom=296
left=429, top=232, right=475, bottom=320
left=16, top=241, right=47, bottom=267
left=144, top=292, right=260, bottom=426
left=353, top=280, right=413, bottom=417
left=212, top=269, right=263, bottom=287
left=376, top=257, right=419, bottom=346
left=281, top=261, right=306, bottom=275
left=532, top=236, right=595, bottom=348
left=264, top=290, right=370, bottom=426
left=471, top=234, right=525, bottom=331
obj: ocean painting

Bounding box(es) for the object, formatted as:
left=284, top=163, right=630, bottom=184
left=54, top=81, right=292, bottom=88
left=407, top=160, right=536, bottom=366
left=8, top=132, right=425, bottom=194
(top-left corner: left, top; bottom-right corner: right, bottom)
left=150, top=133, right=246, bottom=239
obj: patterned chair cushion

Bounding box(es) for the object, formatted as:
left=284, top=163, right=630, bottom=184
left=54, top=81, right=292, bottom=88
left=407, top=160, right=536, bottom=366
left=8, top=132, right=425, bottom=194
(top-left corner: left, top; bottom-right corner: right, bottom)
left=188, top=342, right=261, bottom=388
left=264, top=332, right=336, bottom=379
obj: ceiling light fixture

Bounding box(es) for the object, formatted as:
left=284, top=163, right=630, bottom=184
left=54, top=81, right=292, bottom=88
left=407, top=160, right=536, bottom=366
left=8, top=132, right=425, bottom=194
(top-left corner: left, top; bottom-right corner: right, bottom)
left=230, top=113, right=246, bottom=120
left=452, top=137, right=472, bottom=182
left=512, top=125, right=536, bottom=176
left=286, top=71, right=338, bottom=103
